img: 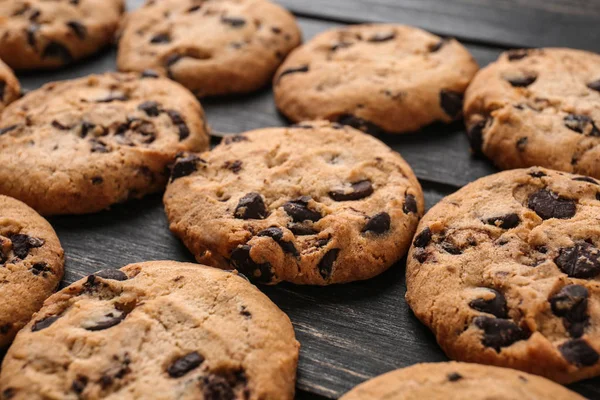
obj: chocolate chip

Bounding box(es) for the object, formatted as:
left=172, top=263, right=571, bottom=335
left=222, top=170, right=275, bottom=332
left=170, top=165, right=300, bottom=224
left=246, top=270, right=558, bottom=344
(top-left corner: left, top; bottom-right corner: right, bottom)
left=559, top=339, right=599, bottom=367
left=362, top=212, right=391, bottom=234
left=441, top=240, right=462, bottom=255
left=485, top=213, right=520, bottom=229
left=283, top=197, right=321, bottom=222
left=329, top=180, right=374, bottom=201
left=529, top=170, right=546, bottom=178
left=9, top=234, right=44, bottom=259
left=573, top=176, right=599, bottom=185
left=150, top=33, right=170, bottom=44
left=276, top=65, right=309, bottom=84
left=587, top=79, right=600, bottom=92
left=221, top=16, right=246, bottom=27
left=165, top=110, right=190, bottom=140
left=467, top=118, right=488, bottom=156
left=550, top=285, right=588, bottom=338
left=0, top=81, right=5, bottom=101
left=85, top=311, right=126, bottom=331
left=367, top=32, right=396, bottom=42
left=32, top=315, right=60, bottom=332
left=223, top=135, right=248, bottom=145
left=80, top=121, right=95, bottom=137
left=447, top=372, right=463, bottom=382
left=429, top=39, right=447, bottom=52
left=31, top=262, right=50, bottom=276
left=319, top=248, right=340, bottom=280
left=469, top=289, right=508, bottom=318
left=440, top=90, right=463, bottom=118
left=288, top=224, right=318, bottom=236
left=170, top=154, right=201, bottom=181
left=528, top=189, right=576, bottom=220
left=230, top=245, right=273, bottom=284
left=42, top=41, right=73, bottom=63
left=141, top=69, right=160, bottom=78
left=0, top=125, right=19, bottom=135
left=413, top=227, right=432, bottom=248
left=167, top=351, right=205, bottom=378
left=240, top=305, right=251, bottom=318
left=474, top=316, right=529, bottom=351
left=26, top=24, right=39, bottom=47
left=90, top=138, right=110, bottom=153
left=234, top=193, right=268, bottom=220
left=516, top=137, right=528, bottom=151
left=66, top=21, right=87, bottom=39
left=555, top=242, right=600, bottom=279
left=505, top=73, right=537, bottom=87
left=71, top=375, right=88, bottom=394
left=223, top=160, right=242, bottom=173
left=506, top=49, right=529, bottom=61
left=201, top=374, right=234, bottom=399
left=564, top=114, right=600, bottom=136
left=258, top=227, right=298, bottom=256
left=403, top=194, right=418, bottom=214
left=95, top=269, right=128, bottom=281
left=138, top=101, right=161, bottom=117
left=336, top=114, right=387, bottom=136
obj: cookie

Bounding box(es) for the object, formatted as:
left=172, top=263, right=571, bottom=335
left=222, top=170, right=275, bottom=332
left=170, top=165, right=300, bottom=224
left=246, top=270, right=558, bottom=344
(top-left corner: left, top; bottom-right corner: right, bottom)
left=464, top=48, right=600, bottom=178
left=0, top=261, right=299, bottom=399
left=0, top=0, right=124, bottom=70
left=406, top=167, right=600, bottom=384
left=273, top=24, right=479, bottom=135
left=164, top=121, right=424, bottom=285
left=0, top=72, right=210, bottom=215
left=117, top=0, right=301, bottom=97
left=340, top=362, right=584, bottom=400
left=0, top=59, right=20, bottom=113
left=0, top=195, right=64, bottom=349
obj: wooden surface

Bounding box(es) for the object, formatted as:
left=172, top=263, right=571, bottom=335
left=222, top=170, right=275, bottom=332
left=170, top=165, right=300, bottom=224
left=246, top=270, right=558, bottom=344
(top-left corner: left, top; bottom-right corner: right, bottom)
left=13, top=0, right=600, bottom=399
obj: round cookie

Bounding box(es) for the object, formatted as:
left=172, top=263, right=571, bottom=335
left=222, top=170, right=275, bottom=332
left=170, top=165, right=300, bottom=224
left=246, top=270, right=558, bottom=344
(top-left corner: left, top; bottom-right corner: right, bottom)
left=0, top=59, right=20, bottom=113
left=273, top=24, right=479, bottom=135
left=0, top=195, right=64, bottom=349
left=340, top=362, right=584, bottom=400
left=0, top=72, right=210, bottom=215
left=117, top=0, right=302, bottom=97
left=164, top=121, right=424, bottom=285
left=0, top=261, right=299, bottom=399
left=406, top=167, right=600, bottom=384
left=465, top=48, right=600, bottom=178
left=0, top=0, right=124, bottom=70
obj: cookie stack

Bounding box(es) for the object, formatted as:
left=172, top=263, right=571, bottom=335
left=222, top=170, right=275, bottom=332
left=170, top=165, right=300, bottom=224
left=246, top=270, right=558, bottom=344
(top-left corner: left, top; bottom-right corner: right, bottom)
left=0, top=0, right=597, bottom=399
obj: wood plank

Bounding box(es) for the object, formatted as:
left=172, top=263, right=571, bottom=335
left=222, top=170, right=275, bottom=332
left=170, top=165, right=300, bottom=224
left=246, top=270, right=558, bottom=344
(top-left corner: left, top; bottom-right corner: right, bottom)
left=276, top=0, right=600, bottom=52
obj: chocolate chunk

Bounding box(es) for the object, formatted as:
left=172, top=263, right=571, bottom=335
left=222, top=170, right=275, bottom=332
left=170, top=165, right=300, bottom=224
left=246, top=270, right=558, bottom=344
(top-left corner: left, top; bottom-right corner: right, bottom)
left=516, top=136, right=528, bottom=151
left=230, top=245, right=273, bottom=284
left=42, top=41, right=73, bottom=63
left=31, top=262, right=50, bottom=276
left=485, top=213, right=520, bottom=229
left=85, top=311, right=126, bottom=331
left=71, top=375, right=88, bottom=394
left=559, top=339, right=599, bottom=367
left=319, top=248, right=340, bottom=280
left=165, top=110, right=190, bottom=140
left=329, top=180, right=374, bottom=201
left=367, top=32, right=396, bottom=42
left=240, top=305, right=251, bottom=318
left=336, top=114, right=387, bottom=136
left=506, top=49, right=529, bottom=61
left=202, top=374, right=234, bottom=399
left=276, top=65, right=309, bottom=84
left=441, top=240, right=462, bottom=255
left=555, top=242, right=600, bottom=279
left=429, top=39, right=447, bottom=52
left=573, top=176, right=599, bottom=185
left=283, top=197, right=321, bottom=222
left=403, top=194, right=418, bottom=214
left=31, top=315, right=60, bottom=332
left=80, top=121, right=95, bottom=137
left=467, top=118, right=488, bottom=156
left=447, top=372, right=463, bottom=382
left=170, top=154, right=201, bottom=181
left=167, top=351, right=205, bottom=378
left=288, top=224, right=318, bottom=236
left=0, top=125, right=19, bottom=135
left=51, top=120, right=71, bottom=130
left=150, top=33, right=171, bottom=44
left=587, top=79, right=600, bottom=92
left=362, top=212, right=391, bottom=234
left=141, top=69, right=160, bottom=78
left=138, top=101, right=161, bottom=117
left=221, top=16, right=246, bottom=27
left=223, top=160, right=242, bottom=173
left=528, top=189, right=576, bottom=220
left=413, top=227, right=432, bottom=248
left=550, top=285, right=588, bottom=338
left=234, top=193, right=268, bottom=220
left=95, top=269, right=128, bottom=281
left=505, top=73, right=537, bottom=87
left=440, top=90, right=463, bottom=118
left=469, top=289, right=508, bottom=318
left=474, top=316, right=529, bottom=351
left=90, top=138, right=110, bottom=153
left=223, top=135, right=248, bottom=145
left=564, top=114, right=600, bottom=136
left=258, top=227, right=298, bottom=256
left=66, top=21, right=87, bottom=39
left=9, top=234, right=44, bottom=259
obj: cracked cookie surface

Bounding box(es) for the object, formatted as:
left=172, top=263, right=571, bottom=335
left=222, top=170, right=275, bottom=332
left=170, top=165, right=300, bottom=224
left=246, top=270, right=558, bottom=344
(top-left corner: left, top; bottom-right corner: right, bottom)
left=465, top=48, right=600, bottom=178
left=117, top=0, right=301, bottom=97
left=0, top=195, right=64, bottom=349
left=164, top=121, right=424, bottom=285
left=0, top=59, right=20, bottom=113
left=0, top=261, right=299, bottom=400
left=406, top=167, right=600, bottom=384
left=0, top=0, right=124, bottom=70
left=340, top=362, right=584, bottom=400
left=273, top=24, right=479, bottom=134
left=0, top=72, right=210, bottom=215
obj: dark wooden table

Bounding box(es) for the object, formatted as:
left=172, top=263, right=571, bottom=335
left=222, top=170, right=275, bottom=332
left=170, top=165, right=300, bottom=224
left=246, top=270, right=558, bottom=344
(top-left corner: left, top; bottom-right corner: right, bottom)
left=15, top=1, right=600, bottom=399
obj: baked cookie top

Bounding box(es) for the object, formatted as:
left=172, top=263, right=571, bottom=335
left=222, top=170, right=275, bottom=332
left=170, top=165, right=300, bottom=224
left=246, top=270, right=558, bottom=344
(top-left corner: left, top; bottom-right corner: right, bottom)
left=164, top=121, right=424, bottom=285
left=117, top=0, right=301, bottom=97
left=0, top=261, right=299, bottom=400
left=465, top=48, right=600, bottom=178
left=0, top=195, right=64, bottom=349
left=0, top=72, right=210, bottom=215
left=0, top=59, right=20, bottom=113
left=340, top=362, right=584, bottom=400
left=0, top=0, right=124, bottom=69
left=273, top=24, right=479, bottom=134
left=406, top=167, right=600, bottom=384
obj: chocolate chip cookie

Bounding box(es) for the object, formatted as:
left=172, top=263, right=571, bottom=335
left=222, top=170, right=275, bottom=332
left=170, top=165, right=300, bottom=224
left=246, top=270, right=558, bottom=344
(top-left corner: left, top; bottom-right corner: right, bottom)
left=406, top=167, right=600, bottom=384
left=0, top=261, right=299, bottom=399
left=340, top=362, right=584, bottom=400
left=164, top=121, right=424, bottom=285
left=117, top=0, right=301, bottom=97
left=465, top=48, right=600, bottom=178
left=0, top=195, right=64, bottom=349
left=273, top=24, right=479, bottom=134
left=0, top=0, right=124, bottom=70
left=0, top=59, right=20, bottom=113
left=0, top=72, right=210, bottom=215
